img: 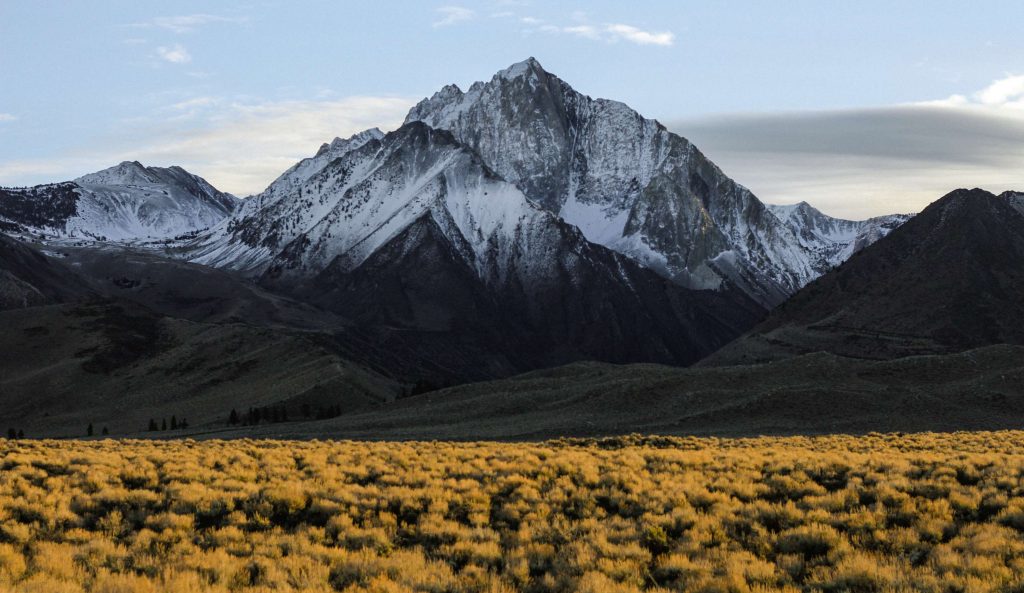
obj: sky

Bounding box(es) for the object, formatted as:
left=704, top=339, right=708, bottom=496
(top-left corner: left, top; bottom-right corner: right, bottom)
left=1, top=1, right=1023, bottom=218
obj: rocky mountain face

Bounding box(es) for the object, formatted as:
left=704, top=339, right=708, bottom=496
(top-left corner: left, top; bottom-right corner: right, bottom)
left=766, top=202, right=911, bottom=272
left=406, top=58, right=904, bottom=306
left=706, top=188, right=1024, bottom=365
left=189, top=122, right=764, bottom=371
left=0, top=161, right=238, bottom=241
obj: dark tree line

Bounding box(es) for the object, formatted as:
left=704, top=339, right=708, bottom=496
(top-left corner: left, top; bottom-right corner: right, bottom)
left=146, top=416, right=189, bottom=432
left=227, top=405, right=292, bottom=426
left=226, top=403, right=343, bottom=427
left=85, top=423, right=109, bottom=437
left=6, top=428, right=25, bottom=440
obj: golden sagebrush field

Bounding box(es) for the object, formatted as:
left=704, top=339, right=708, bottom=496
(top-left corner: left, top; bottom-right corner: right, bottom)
left=1, top=433, right=1023, bottom=593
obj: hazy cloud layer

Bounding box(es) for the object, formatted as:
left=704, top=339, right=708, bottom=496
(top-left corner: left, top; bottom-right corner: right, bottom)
left=668, top=105, right=1024, bottom=219
left=0, top=96, right=415, bottom=196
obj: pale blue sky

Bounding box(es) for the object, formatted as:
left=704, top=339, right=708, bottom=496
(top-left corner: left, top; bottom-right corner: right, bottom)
left=2, top=1, right=1024, bottom=216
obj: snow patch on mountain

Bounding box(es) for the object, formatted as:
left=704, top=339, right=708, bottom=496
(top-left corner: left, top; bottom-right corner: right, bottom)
left=1, top=161, right=238, bottom=242
left=189, top=122, right=577, bottom=290
left=405, top=57, right=908, bottom=306
left=767, top=202, right=912, bottom=270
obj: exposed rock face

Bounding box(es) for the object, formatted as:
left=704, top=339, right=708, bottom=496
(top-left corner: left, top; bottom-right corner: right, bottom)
left=766, top=202, right=911, bottom=273
left=406, top=57, right=904, bottom=306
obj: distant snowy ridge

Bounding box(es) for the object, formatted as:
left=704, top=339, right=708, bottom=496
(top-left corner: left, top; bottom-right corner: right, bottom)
left=0, top=161, right=238, bottom=242
left=766, top=202, right=912, bottom=271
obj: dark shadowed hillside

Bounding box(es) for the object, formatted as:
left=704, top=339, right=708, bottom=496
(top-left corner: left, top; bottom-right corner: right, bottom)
left=0, top=233, right=93, bottom=310
left=0, top=301, right=399, bottom=438
left=131, top=345, right=1024, bottom=440
left=705, top=189, right=1024, bottom=365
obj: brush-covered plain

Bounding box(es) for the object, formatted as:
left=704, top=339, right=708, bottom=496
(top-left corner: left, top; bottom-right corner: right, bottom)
left=1, top=433, right=1024, bottom=592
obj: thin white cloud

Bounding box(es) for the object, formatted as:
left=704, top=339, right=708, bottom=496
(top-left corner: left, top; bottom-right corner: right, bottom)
left=927, top=74, right=1024, bottom=110
left=0, top=96, right=416, bottom=197
left=605, top=23, right=674, bottom=47
left=0, top=113, right=16, bottom=122
left=156, top=44, right=192, bottom=64
left=562, top=25, right=600, bottom=40
left=975, top=74, right=1024, bottom=107
left=433, top=6, right=475, bottom=27
left=522, top=18, right=674, bottom=47
left=131, top=14, right=248, bottom=34
left=170, top=97, right=219, bottom=111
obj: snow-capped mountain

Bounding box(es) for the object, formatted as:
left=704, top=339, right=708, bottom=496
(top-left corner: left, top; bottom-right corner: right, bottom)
left=189, top=122, right=763, bottom=368
left=766, top=202, right=911, bottom=272
left=405, top=58, right=904, bottom=306
left=0, top=161, right=238, bottom=241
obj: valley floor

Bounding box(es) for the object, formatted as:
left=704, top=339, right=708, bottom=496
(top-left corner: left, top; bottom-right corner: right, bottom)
left=1, top=432, right=1023, bottom=592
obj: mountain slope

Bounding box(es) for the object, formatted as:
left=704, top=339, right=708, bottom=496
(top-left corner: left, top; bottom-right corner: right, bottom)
left=406, top=58, right=903, bottom=306
left=706, top=188, right=1024, bottom=364
left=188, top=122, right=764, bottom=371
left=0, top=301, right=399, bottom=437
left=0, top=233, right=93, bottom=310
left=177, top=345, right=1024, bottom=440
left=0, top=161, right=238, bottom=241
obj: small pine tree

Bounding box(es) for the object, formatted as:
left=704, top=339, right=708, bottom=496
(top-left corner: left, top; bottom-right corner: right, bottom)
left=161, top=418, right=167, bottom=431
left=101, top=427, right=109, bottom=436
left=16, top=430, right=23, bottom=439
left=229, top=409, right=239, bottom=425
left=6, top=428, right=15, bottom=440
left=180, top=418, right=188, bottom=429
left=171, top=415, right=178, bottom=430
left=87, top=423, right=94, bottom=437
left=148, top=418, right=158, bottom=431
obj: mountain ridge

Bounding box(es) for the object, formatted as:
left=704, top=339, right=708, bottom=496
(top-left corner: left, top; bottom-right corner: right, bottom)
left=404, top=57, right=905, bottom=306
left=705, top=187, right=1024, bottom=365
left=1, top=162, right=239, bottom=242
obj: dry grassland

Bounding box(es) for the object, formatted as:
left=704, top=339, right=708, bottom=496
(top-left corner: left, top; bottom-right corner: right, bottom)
left=1, top=433, right=1023, bottom=592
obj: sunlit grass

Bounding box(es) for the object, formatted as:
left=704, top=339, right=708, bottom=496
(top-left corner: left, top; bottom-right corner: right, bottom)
left=1, top=432, right=1023, bottom=592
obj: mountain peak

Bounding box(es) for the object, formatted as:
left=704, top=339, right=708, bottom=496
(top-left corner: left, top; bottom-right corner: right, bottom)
left=315, top=128, right=385, bottom=157
left=495, top=57, right=546, bottom=80
left=76, top=160, right=156, bottom=185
